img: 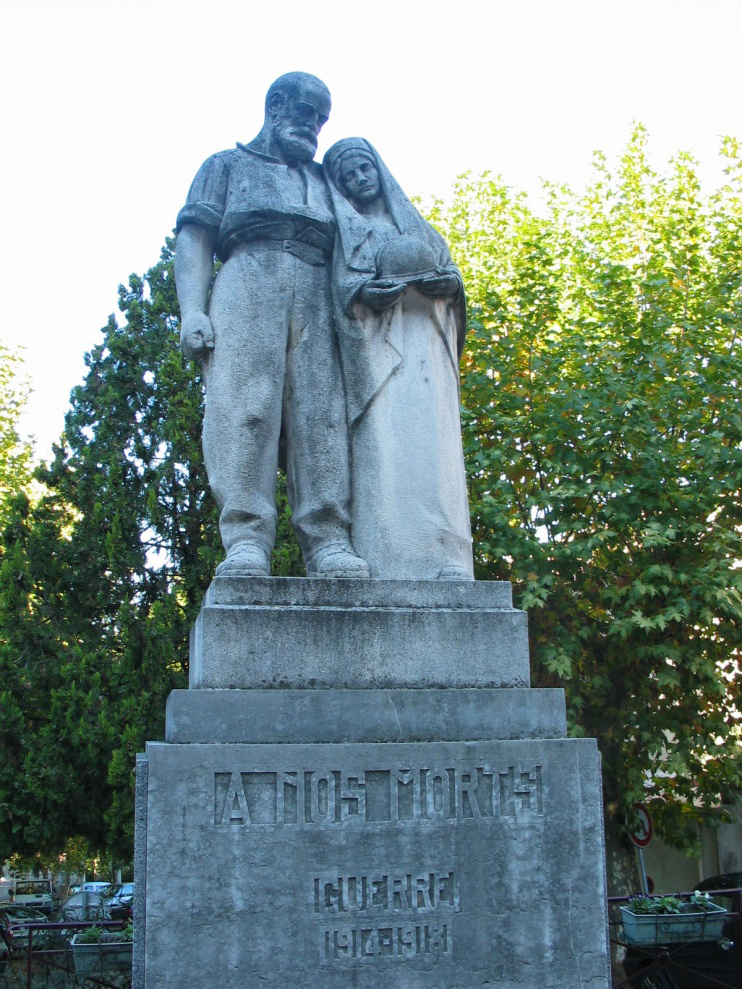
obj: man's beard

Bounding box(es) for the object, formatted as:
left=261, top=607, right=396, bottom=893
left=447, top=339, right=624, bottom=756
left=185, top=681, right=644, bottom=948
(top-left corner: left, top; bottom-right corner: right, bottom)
left=275, top=124, right=317, bottom=162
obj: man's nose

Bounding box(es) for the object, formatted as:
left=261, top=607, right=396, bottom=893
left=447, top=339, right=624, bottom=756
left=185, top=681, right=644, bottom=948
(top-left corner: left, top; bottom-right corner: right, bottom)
left=300, top=107, right=320, bottom=129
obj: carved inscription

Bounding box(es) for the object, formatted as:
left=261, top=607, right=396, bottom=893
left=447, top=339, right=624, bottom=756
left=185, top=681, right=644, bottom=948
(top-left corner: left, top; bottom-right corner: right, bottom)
left=314, top=871, right=458, bottom=914
left=213, top=765, right=543, bottom=827
left=315, top=870, right=458, bottom=963
left=322, top=923, right=450, bottom=962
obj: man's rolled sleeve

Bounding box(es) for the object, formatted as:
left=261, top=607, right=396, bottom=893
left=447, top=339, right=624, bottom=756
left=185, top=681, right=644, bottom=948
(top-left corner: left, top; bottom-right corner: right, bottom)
left=176, top=152, right=229, bottom=235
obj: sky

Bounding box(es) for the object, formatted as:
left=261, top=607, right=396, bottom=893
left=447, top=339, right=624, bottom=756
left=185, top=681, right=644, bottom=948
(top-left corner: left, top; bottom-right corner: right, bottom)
left=1, top=0, right=740, bottom=460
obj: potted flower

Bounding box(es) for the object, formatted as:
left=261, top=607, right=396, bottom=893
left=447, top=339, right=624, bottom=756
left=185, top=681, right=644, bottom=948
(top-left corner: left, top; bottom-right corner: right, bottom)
left=620, top=891, right=727, bottom=945
left=70, top=924, right=133, bottom=975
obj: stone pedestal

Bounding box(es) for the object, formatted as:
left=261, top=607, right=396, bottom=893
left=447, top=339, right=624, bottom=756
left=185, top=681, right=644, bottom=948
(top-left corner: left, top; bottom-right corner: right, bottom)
left=135, top=579, right=610, bottom=989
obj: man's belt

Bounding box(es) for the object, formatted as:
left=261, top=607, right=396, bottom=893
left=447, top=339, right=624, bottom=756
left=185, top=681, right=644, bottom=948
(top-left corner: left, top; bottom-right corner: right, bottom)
left=231, top=238, right=330, bottom=267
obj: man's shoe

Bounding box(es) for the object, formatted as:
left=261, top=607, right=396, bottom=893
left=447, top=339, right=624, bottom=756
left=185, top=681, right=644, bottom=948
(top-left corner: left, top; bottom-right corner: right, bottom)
left=215, top=544, right=270, bottom=577
left=308, top=546, right=370, bottom=579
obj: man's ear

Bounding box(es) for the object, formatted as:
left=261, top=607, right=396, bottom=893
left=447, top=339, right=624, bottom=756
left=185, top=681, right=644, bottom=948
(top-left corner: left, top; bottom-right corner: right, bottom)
left=268, top=92, right=285, bottom=117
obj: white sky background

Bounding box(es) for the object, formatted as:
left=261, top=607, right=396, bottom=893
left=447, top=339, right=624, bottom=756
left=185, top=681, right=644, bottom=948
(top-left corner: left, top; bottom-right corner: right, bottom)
left=1, top=0, right=740, bottom=460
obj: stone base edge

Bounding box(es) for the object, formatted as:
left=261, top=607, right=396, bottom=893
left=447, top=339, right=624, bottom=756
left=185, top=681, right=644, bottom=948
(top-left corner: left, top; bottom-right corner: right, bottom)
left=132, top=753, right=147, bottom=989
left=140, top=736, right=610, bottom=989
left=165, top=687, right=567, bottom=744
left=191, top=606, right=529, bottom=689
left=203, top=575, right=515, bottom=610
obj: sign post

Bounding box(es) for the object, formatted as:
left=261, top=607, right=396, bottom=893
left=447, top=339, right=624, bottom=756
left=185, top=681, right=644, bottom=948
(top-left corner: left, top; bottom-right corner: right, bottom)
left=629, top=802, right=653, bottom=895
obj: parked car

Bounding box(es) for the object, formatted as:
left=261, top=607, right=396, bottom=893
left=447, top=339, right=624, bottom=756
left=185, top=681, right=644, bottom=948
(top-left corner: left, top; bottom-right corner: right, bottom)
left=0, top=927, right=9, bottom=975
left=0, top=905, right=48, bottom=953
left=66, top=881, right=111, bottom=896
left=11, top=879, right=54, bottom=916
left=622, top=873, right=742, bottom=989
left=102, top=883, right=134, bottom=922
left=59, top=891, right=107, bottom=922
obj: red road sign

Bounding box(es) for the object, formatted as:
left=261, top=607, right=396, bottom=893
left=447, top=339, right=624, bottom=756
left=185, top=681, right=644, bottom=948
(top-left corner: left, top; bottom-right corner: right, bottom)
left=630, top=802, right=653, bottom=848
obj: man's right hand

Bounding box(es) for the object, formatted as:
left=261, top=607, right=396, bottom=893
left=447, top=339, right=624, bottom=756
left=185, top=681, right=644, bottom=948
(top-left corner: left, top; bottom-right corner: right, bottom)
left=180, top=312, right=215, bottom=361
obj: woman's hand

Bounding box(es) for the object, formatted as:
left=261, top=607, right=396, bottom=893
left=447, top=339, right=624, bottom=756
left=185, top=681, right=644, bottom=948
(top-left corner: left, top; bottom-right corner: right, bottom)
left=358, top=279, right=408, bottom=311
left=418, top=272, right=460, bottom=299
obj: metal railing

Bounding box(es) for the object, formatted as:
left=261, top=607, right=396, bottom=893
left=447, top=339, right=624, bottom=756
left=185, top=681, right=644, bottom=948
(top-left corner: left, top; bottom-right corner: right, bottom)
left=2, top=920, right=130, bottom=989
left=5, top=893, right=738, bottom=989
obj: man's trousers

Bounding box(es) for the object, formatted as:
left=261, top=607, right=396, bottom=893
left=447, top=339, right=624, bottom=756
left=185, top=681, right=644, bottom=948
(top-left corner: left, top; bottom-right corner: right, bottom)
left=202, top=245, right=352, bottom=566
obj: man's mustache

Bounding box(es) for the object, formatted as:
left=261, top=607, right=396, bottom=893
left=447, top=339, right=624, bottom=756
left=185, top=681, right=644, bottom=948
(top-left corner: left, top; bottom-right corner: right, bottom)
left=286, top=126, right=317, bottom=143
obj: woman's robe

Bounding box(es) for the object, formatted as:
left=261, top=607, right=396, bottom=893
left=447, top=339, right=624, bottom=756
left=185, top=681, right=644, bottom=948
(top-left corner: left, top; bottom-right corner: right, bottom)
left=324, top=139, right=474, bottom=580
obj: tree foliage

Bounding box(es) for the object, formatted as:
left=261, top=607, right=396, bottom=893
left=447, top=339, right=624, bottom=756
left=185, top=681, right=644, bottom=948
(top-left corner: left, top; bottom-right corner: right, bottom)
left=1, top=129, right=740, bottom=868
left=428, top=125, right=742, bottom=851
left=0, top=240, right=305, bottom=864
left=0, top=244, right=216, bottom=863
left=0, top=342, right=33, bottom=530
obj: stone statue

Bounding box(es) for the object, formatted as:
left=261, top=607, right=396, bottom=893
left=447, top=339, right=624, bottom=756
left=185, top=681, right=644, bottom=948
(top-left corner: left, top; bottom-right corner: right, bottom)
left=323, top=138, right=474, bottom=580
left=174, top=73, right=369, bottom=578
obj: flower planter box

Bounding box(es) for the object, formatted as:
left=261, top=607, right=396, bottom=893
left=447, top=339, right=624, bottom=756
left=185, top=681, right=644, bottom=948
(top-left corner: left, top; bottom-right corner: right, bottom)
left=620, top=902, right=727, bottom=945
left=70, top=934, right=133, bottom=975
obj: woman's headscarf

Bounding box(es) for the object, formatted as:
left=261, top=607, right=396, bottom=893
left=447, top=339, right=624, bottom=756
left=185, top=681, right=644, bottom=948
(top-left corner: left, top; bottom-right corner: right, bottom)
left=323, top=138, right=449, bottom=273
left=322, top=138, right=466, bottom=427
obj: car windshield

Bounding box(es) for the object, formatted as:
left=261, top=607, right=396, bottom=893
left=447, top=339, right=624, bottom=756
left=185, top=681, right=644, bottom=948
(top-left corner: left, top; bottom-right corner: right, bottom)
left=14, top=883, right=49, bottom=896
left=102, top=885, right=120, bottom=899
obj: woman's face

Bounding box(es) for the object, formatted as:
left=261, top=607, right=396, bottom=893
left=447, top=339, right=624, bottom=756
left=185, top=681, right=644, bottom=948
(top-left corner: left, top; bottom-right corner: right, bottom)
left=338, top=153, right=381, bottom=207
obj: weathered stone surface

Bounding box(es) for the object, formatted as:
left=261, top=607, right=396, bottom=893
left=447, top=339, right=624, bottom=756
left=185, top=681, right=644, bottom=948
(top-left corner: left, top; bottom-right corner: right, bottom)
left=132, top=754, right=147, bottom=989
left=203, top=575, right=514, bottom=609
left=176, top=73, right=368, bottom=579
left=190, top=577, right=529, bottom=690
left=141, top=737, right=610, bottom=988
left=144, top=61, right=612, bottom=987
left=166, top=687, right=568, bottom=744
left=177, top=79, right=476, bottom=583
left=323, top=137, right=473, bottom=579
left=139, top=579, right=609, bottom=986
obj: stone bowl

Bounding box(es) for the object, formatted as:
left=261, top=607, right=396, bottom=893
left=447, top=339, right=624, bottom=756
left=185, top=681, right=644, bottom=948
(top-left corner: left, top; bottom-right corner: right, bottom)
left=376, top=236, right=438, bottom=280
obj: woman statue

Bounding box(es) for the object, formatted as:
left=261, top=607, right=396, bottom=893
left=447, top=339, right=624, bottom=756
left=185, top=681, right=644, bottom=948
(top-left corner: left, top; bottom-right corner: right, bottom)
left=323, top=138, right=473, bottom=580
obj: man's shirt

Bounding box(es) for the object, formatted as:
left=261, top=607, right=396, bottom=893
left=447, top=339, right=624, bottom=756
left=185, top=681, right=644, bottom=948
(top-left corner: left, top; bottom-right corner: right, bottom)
left=177, top=144, right=335, bottom=262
